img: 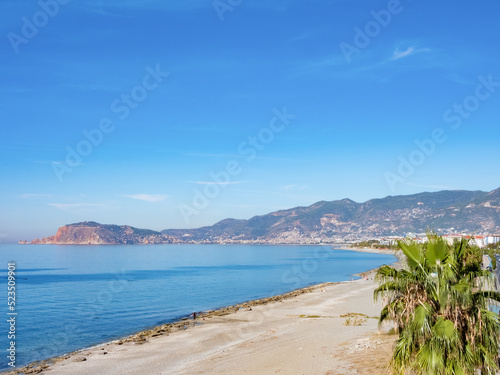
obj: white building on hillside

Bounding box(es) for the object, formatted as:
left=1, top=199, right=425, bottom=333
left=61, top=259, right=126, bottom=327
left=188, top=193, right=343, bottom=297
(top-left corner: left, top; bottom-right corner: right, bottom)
left=485, top=235, right=500, bottom=246
left=442, top=234, right=499, bottom=248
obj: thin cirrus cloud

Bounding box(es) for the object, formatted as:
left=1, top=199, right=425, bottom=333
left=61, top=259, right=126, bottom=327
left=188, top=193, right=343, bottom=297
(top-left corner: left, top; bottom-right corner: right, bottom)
left=187, top=181, right=248, bottom=186
left=391, top=46, right=430, bottom=61
left=48, top=203, right=106, bottom=211
left=80, top=0, right=211, bottom=13
left=444, top=72, right=476, bottom=86
left=122, top=194, right=168, bottom=202
left=21, top=193, right=52, bottom=199
left=35, top=159, right=84, bottom=167
left=280, top=184, right=309, bottom=191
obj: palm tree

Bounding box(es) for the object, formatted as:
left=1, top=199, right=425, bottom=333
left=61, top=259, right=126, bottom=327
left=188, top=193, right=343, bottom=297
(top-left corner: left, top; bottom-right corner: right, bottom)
left=374, top=235, right=500, bottom=374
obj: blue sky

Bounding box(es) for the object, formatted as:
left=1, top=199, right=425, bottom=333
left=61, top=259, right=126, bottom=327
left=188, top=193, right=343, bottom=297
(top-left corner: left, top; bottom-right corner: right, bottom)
left=1, top=0, right=500, bottom=241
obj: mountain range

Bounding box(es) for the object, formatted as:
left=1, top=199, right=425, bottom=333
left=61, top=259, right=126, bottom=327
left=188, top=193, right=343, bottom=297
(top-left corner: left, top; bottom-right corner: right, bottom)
left=26, top=188, right=500, bottom=245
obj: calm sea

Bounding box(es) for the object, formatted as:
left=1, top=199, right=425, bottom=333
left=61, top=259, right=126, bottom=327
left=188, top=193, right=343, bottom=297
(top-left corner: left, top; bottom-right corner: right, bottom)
left=0, top=244, right=395, bottom=370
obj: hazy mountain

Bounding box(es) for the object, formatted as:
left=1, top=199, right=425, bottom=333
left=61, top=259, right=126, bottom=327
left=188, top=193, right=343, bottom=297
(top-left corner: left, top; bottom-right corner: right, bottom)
left=27, top=188, right=500, bottom=245
left=162, top=188, right=500, bottom=243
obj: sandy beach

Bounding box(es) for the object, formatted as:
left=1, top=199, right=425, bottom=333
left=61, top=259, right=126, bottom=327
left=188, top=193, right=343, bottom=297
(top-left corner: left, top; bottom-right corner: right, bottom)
left=11, top=256, right=399, bottom=375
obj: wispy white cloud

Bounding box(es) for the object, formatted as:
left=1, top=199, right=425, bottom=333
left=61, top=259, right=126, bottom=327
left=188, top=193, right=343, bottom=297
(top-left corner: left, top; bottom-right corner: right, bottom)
left=182, top=152, right=241, bottom=159
left=187, top=181, right=248, bottom=186
left=391, top=46, right=430, bottom=61
left=182, top=153, right=305, bottom=162
left=306, top=43, right=435, bottom=83
left=21, top=193, right=52, bottom=199
left=80, top=0, right=211, bottom=15
left=444, top=72, right=475, bottom=85
left=308, top=56, right=347, bottom=69
left=49, top=203, right=106, bottom=211
left=76, top=0, right=307, bottom=19
left=255, top=156, right=307, bottom=162
left=246, top=0, right=299, bottom=12
left=35, top=160, right=60, bottom=164
left=61, top=82, right=118, bottom=92
left=288, top=30, right=316, bottom=44
left=280, top=184, right=309, bottom=191
left=35, top=159, right=84, bottom=166
left=0, top=87, right=36, bottom=94
left=122, top=194, right=168, bottom=202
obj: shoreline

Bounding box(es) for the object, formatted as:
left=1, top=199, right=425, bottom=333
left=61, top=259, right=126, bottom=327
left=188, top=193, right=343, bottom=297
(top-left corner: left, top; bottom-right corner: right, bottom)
left=335, top=246, right=404, bottom=261
left=15, top=243, right=395, bottom=248
left=6, top=249, right=399, bottom=375
left=4, top=282, right=342, bottom=375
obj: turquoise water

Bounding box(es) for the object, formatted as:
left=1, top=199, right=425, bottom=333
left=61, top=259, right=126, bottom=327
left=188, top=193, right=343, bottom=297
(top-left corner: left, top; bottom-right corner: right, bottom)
left=0, top=244, right=396, bottom=370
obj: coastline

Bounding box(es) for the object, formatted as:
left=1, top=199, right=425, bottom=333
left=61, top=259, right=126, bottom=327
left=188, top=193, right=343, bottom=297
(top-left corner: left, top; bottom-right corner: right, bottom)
left=6, top=282, right=339, bottom=375
left=7, top=248, right=399, bottom=375
left=333, top=246, right=399, bottom=255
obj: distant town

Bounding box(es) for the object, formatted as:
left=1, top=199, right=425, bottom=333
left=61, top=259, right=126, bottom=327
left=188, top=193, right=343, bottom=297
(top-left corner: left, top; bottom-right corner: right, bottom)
left=360, top=233, right=500, bottom=249
left=19, top=188, right=500, bottom=247
left=168, top=232, right=500, bottom=248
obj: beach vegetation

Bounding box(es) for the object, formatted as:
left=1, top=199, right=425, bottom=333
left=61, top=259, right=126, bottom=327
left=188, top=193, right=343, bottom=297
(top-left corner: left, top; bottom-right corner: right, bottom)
left=374, top=235, right=500, bottom=374
left=342, top=312, right=369, bottom=326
